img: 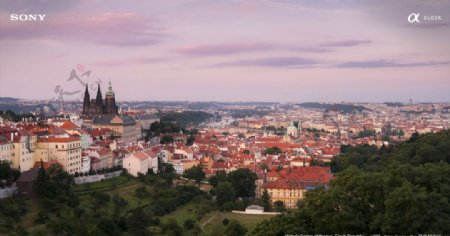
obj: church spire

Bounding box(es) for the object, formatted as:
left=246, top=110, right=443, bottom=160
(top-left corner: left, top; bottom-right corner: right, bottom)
left=106, top=80, right=114, bottom=97
left=96, top=83, right=102, bottom=99
left=84, top=84, right=89, bottom=96
left=82, top=84, right=90, bottom=115
left=95, top=83, right=103, bottom=110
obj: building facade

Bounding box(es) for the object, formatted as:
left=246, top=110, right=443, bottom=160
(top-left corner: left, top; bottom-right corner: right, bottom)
left=260, top=166, right=333, bottom=208
left=35, top=137, right=82, bottom=174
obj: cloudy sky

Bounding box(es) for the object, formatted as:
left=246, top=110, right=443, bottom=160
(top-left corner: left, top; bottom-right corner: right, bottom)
left=0, top=0, right=449, bottom=102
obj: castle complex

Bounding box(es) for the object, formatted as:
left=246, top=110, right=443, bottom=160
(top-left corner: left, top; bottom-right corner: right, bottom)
left=82, top=82, right=118, bottom=117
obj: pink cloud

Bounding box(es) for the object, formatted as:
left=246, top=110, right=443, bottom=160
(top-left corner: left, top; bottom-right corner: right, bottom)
left=0, top=12, right=166, bottom=46
left=94, top=57, right=167, bottom=67
left=173, top=42, right=276, bottom=56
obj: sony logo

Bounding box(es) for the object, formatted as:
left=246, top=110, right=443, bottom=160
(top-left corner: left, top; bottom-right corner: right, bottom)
left=10, top=14, right=46, bottom=21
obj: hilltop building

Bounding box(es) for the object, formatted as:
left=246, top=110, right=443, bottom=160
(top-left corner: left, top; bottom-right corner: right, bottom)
left=82, top=82, right=118, bottom=117
left=81, top=81, right=139, bottom=143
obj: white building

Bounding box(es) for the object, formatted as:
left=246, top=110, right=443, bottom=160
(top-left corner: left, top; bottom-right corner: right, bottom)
left=80, top=154, right=91, bottom=173
left=245, top=205, right=264, bottom=214
left=122, top=149, right=158, bottom=177
left=286, top=121, right=298, bottom=138
left=170, top=160, right=184, bottom=175
left=12, top=133, right=34, bottom=172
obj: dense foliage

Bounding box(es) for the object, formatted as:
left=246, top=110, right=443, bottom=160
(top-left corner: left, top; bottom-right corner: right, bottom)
left=355, top=129, right=377, bottom=138
left=148, top=121, right=182, bottom=136
left=33, top=169, right=202, bottom=235
left=0, top=161, right=21, bottom=188
left=252, top=130, right=450, bottom=235
left=160, top=111, right=213, bottom=126
left=183, top=165, right=205, bottom=185
left=210, top=168, right=258, bottom=210
left=230, top=109, right=270, bottom=118
left=298, top=102, right=369, bottom=113
left=264, top=146, right=282, bottom=155
left=0, top=197, right=28, bottom=235
left=0, top=110, right=35, bottom=122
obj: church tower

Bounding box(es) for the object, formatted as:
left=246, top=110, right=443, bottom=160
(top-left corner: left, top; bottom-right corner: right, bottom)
left=82, top=84, right=90, bottom=115
left=95, top=84, right=104, bottom=114
left=104, top=81, right=118, bottom=115
left=81, top=81, right=118, bottom=117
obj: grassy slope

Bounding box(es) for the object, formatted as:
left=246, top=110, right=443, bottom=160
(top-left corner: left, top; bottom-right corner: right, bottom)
left=21, top=176, right=142, bottom=234
left=199, top=212, right=274, bottom=235
left=20, top=176, right=273, bottom=235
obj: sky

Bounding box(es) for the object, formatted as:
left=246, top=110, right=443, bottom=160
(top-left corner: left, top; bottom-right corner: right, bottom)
left=0, top=0, right=449, bottom=103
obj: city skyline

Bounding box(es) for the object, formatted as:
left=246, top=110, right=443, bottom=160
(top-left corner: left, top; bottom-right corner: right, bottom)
left=1, top=0, right=449, bottom=102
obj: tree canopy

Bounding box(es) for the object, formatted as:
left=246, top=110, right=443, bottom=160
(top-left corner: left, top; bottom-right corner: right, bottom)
left=252, top=130, right=450, bottom=235
left=183, top=165, right=205, bottom=185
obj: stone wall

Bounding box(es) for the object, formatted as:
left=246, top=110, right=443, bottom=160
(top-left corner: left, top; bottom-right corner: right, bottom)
left=74, top=170, right=122, bottom=184
left=0, top=186, right=18, bottom=199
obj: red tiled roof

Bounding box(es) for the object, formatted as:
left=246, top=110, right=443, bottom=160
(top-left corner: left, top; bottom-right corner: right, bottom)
left=60, top=121, right=79, bottom=130
left=132, top=151, right=149, bottom=161
left=33, top=160, right=61, bottom=170
left=38, top=136, right=80, bottom=142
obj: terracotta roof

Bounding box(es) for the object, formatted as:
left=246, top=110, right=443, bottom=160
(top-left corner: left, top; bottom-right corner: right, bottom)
left=38, top=136, right=80, bottom=142
left=33, top=160, right=61, bottom=170
left=60, top=121, right=79, bottom=130
left=132, top=152, right=149, bottom=161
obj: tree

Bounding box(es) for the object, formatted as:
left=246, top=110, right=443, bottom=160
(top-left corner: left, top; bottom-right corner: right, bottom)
left=162, top=218, right=183, bottom=236
left=135, top=186, right=149, bottom=198
left=265, top=146, right=282, bottom=155
left=356, top=129, right=376, bottom=138
left=183, top=165, right=205, bottom=185
left=90, top=191, right=110, bottom=212
left=0, top=161, right=12, bottom=180
left=273, top=200, right=285, bottom=212
left=260, top=163, right=269, bottom=171
left=276, top=164, right=283, bottom=172
left=35, top=162, right=74, bottom=200
left=186, top=135, right=195, bottom=146
left=208, top=175, right=219, bottom=188
left=214, top=182, right=236, bottom=207
left=160, top=135, right=174, bottom=144
left=261, top=190, right=272, bottom=212
left=183, top=218, right=195, bottom=230
left=159, top=162, right=176, bottom=185
left=96, top=217, right=123, bottom=236
left=112, top=195, right=128, bottom=214
left=35, top=160, right=49, bottom=198
left=227, top=168, right=258, bottom=198
left=126, top=208, right=152, bottom=236
left=209, top=170, right=227, bottom=187
left=224, top=220, right=247, bottom=236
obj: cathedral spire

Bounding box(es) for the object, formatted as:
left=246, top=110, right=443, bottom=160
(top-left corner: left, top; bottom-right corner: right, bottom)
left=95, top=83, right=103, bottom=110
left=82, top=84, right=90, bottom=115
left=84, top=84, right=89, bottom=96
left=96, top=83, right=102, bottom=99
left=106, top=80, right=114, bottom=97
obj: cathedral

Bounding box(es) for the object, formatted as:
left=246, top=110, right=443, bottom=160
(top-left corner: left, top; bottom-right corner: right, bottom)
left=82, top=82, right=118, bottom=117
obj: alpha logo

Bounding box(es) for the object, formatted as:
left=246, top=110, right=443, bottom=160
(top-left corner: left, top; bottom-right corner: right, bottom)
left=408, top=12, right=443, bottom=24
left=408, top=13, right=421, bottom=23
left=10, top=14, right=46, bottom=21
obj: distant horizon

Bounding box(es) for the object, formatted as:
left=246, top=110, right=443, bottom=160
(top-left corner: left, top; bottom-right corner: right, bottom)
left=2, top=96, right=449, bottom=105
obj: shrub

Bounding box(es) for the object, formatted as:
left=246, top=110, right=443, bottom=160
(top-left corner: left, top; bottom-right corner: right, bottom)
left=222, top=218, right=230, bottom=226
